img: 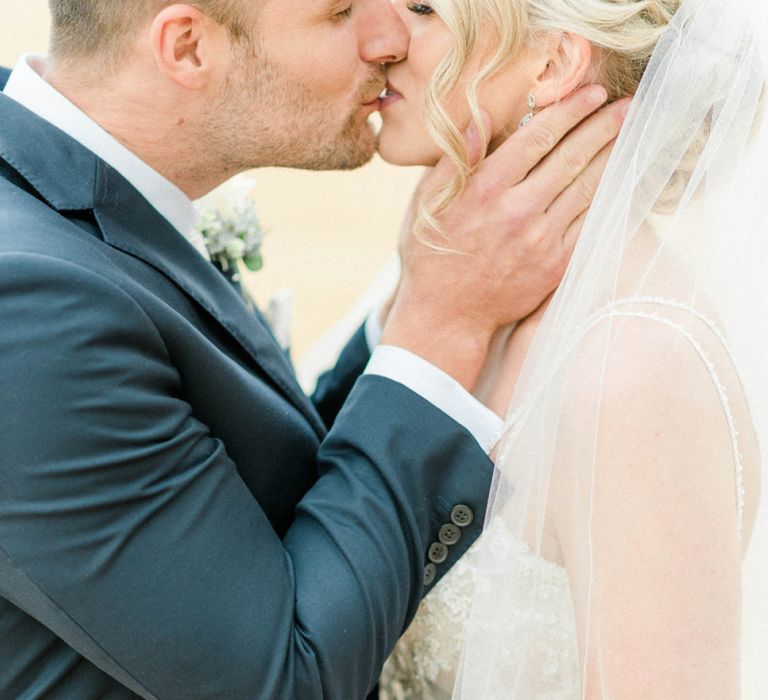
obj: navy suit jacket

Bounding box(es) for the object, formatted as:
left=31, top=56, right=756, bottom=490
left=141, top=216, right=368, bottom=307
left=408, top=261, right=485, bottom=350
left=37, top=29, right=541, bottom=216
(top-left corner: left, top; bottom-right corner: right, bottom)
left=0, top=67, right=10, bottom=90
left=0, top=84, right=493, bottom=698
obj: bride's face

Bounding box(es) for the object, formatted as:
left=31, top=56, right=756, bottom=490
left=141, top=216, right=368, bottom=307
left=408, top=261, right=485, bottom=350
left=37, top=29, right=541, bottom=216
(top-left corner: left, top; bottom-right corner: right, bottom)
left=378, top=1, right=543, bottom=166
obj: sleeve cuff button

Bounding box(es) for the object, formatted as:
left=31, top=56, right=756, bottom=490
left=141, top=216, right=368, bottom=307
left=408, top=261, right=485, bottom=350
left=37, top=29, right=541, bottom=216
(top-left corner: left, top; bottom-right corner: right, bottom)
left=427, top=542, right=448, bottom=564
left=438, top=523, right=462, bottom=546
left=424, top=563, right=437, bottom=587
left=450, top=504, right=474, bottom=528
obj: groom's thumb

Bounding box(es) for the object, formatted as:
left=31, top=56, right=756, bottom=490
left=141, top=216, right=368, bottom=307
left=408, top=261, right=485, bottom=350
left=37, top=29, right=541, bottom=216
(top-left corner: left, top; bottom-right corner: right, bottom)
left=431, top=109, right=494, bottom=182
left=465, top=109, right=493, bottom=169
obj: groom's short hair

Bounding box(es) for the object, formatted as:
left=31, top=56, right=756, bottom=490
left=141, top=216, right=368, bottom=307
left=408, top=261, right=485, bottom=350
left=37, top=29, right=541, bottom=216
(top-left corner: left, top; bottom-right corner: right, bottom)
left=48, top=1, right=250, bottom=65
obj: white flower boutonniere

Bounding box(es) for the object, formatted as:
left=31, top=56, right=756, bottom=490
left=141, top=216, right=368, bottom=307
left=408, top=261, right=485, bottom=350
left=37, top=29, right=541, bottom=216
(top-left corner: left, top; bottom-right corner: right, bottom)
left=194, top=176, right=265, bottom=272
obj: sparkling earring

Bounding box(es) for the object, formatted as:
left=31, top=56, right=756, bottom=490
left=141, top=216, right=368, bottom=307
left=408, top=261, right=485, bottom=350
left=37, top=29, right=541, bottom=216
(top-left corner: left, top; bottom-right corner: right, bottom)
left=518, top=93, right=536, bottom=129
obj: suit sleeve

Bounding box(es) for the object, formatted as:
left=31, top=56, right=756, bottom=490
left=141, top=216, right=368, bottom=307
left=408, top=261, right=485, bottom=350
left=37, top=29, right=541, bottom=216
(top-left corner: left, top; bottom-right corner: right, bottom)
left=0, top=254, right=493, bottom=699
left=311, top=323, right=371, bottom=428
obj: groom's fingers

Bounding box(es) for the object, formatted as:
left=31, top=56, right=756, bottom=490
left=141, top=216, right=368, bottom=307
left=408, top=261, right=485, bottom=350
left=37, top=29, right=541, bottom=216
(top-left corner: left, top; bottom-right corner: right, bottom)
left=561, top=209, right=588, bottom=262
left=465, top=110, right=494, bottom=169
left=546, top=140, right=615, bottom=235
left=474, top=85, right=609, bottom=193
left=521, top=98, right=629, bottom=211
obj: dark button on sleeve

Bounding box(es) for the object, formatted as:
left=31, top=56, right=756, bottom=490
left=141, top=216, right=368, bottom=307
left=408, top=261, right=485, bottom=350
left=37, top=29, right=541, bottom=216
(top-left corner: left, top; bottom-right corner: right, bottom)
left=450, top=504, right=474, bottom=528
left=427, top=542, right=448, bottom=564
left=424, top=563, right=437, bottom=587
left=438, top=523, right=462, bottom=546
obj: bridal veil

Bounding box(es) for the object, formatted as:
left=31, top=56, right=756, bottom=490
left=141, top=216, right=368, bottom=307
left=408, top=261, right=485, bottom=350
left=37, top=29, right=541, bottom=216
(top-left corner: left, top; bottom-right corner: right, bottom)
left=453, top=0, right=768, bottom=696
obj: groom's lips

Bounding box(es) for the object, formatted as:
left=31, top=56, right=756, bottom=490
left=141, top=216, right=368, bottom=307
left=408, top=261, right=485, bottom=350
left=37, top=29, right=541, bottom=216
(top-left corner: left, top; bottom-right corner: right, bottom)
left=361, top=91, right=384, bottom=113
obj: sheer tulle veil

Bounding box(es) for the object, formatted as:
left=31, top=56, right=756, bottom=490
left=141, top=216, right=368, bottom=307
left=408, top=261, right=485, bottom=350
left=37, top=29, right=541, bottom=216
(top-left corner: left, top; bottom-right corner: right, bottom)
left=452, top=0, right=768, bottom=696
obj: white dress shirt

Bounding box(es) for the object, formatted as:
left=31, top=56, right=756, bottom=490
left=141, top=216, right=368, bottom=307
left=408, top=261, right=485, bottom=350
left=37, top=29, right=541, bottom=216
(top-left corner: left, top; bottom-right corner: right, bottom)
left=4, top=54, right=503, bottom=453
left=4, top=54, right=209, bottom=259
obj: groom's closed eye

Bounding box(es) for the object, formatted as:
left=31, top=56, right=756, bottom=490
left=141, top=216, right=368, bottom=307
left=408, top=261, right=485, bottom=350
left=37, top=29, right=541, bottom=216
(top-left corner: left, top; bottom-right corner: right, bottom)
left=325, top=0, right=354, bottom=21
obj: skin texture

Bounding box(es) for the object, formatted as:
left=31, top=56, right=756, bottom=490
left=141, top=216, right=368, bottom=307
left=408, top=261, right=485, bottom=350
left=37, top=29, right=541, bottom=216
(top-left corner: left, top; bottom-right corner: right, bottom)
left=44, top=0, right=626, bottom=392
left=45, top=0, right=407, bottom=196
left=202, top=0, right=401, bottom=172
left=379, top=1, right=594, bottom=166
left=373, top=0, right=626, bottom=389
left=377, top=1, right=617, bottom=394
left=379, top=2, right=538, bottom=165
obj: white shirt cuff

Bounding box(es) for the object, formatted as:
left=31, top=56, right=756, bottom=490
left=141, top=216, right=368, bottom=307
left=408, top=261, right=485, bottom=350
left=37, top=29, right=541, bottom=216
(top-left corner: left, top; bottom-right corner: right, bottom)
left=364, top=305, right=384, bottom=351
left=364, top=345, right=503, bottom=454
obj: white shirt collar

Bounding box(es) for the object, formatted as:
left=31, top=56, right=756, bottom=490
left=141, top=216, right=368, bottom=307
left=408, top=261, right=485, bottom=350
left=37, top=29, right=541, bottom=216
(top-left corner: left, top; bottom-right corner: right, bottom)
left=3, top=54, right=210, bottom=260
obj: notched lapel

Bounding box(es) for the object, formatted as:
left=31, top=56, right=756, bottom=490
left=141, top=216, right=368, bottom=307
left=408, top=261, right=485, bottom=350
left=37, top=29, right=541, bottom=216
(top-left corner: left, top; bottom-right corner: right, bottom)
left=0, top=94, right=96, bottom=212
left=93, top=161, right=325, bottom=437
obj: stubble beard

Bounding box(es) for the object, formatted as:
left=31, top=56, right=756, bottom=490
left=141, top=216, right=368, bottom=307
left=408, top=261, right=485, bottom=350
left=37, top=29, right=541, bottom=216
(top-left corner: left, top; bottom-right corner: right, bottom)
left=210, top=39, right=384, bottom=172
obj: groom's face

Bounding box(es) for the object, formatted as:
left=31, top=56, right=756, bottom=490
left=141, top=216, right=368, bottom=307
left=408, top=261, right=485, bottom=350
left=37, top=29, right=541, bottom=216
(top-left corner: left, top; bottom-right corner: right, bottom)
left=210, top=0, right=408, bottom=171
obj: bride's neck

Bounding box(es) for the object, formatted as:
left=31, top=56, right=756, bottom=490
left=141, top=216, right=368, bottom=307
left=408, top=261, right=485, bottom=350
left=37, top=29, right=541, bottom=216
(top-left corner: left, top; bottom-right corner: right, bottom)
left=474, top=293, right=555, bottom=416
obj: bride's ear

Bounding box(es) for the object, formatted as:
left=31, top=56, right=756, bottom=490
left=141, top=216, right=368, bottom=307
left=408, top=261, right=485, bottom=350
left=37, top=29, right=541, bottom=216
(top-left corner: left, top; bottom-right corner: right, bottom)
left=533, top=33, right=594, bottom=107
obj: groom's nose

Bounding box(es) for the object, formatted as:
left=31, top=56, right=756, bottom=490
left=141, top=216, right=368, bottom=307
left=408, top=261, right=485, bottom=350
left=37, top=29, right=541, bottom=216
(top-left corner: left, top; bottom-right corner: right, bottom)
left=359, top=0, right=408, bottom=64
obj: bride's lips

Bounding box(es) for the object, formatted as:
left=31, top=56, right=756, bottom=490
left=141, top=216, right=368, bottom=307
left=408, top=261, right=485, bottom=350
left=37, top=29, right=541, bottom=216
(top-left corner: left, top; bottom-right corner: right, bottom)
left=380, top=81, right=404, bottom=110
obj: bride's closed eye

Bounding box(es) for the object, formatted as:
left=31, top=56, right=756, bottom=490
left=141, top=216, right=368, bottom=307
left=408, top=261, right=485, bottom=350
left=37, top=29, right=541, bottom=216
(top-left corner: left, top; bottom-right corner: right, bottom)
left=407, top=3, right=434, bottom=15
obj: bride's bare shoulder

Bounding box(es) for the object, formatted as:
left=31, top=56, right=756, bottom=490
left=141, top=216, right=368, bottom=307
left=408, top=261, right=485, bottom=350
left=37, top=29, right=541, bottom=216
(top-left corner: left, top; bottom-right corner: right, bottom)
left=558, top=295, right=759, bottom=544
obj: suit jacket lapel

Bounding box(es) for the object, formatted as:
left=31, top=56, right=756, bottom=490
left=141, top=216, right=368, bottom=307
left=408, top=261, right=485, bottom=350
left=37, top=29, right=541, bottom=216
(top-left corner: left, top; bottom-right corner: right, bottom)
left=0, top=93, right=325, bottom=438
left=94, top=163, right=326, bottom=438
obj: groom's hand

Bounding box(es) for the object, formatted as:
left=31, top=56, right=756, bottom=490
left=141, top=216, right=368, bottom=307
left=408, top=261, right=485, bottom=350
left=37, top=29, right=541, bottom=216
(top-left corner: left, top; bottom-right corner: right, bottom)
left=382, top=85, right=629, bottom=391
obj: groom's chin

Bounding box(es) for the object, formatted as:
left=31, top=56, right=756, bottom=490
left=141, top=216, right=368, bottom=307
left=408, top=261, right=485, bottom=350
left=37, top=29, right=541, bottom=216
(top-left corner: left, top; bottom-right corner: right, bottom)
left=340, top=119, right=379, bottom=169
left=310, top=121, right=377, bottom=172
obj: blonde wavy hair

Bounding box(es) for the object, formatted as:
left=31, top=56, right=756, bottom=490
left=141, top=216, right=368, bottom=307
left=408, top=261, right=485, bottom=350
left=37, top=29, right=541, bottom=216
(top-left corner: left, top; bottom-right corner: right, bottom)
left=421, top=0, right=681, bottom=234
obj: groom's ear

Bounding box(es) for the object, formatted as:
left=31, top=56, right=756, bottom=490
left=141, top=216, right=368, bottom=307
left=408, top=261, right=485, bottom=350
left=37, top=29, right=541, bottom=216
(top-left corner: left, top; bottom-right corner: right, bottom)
left=533, top=33, right=594, bottom=107
left=149, top=4, right=230, bottom=90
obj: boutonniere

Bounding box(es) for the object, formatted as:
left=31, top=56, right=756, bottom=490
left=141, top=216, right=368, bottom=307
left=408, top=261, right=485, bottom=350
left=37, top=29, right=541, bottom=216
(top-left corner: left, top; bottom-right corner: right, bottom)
left=194, top=176, right=264, bottom=272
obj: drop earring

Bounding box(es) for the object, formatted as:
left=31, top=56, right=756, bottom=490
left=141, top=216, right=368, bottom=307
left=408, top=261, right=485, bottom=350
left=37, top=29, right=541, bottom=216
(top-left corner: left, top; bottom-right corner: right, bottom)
left=518, top=93, right=536, bottom=129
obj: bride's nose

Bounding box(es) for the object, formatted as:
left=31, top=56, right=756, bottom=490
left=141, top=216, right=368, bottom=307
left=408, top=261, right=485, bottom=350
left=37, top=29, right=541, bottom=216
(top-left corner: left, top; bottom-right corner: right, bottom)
left=359, top=0, right=408, bottom=64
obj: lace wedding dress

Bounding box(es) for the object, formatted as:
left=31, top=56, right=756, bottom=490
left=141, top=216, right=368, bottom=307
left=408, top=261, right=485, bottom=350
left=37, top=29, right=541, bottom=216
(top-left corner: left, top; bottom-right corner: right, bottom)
left=380, top=527, right=579, bottom=699
left=380, top=295, right=751, bottom=700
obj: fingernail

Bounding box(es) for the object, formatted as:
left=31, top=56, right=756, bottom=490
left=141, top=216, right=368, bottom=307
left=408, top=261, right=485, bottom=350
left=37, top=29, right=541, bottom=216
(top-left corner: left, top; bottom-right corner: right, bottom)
left=588, top=86, right=608, bottom=106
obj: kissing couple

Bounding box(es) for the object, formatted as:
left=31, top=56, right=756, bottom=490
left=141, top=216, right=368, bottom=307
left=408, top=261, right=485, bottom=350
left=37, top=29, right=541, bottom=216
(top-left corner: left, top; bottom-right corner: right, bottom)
left=0, top=0, right=766, bottom=697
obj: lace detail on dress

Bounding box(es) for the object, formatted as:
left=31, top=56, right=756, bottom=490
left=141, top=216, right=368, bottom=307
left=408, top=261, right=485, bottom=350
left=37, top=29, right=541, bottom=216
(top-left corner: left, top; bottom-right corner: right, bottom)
left=381, top=526, right=579, bottom=699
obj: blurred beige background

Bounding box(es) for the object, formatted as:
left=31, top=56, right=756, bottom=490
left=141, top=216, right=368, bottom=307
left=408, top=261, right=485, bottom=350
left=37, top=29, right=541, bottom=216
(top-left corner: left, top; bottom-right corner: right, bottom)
left=0, top=1, right=423, bottom=362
